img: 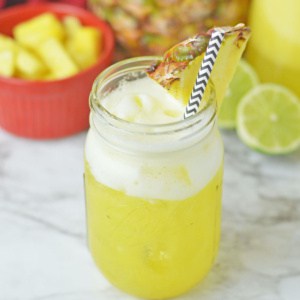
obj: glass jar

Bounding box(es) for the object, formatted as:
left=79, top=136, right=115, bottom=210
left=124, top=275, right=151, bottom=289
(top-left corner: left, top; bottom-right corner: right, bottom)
left=84, top=57, right=224, bottom=299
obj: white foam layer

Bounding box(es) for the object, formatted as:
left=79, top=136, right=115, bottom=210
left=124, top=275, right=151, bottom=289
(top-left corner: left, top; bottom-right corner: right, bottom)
left=86, top=77, right=223, bottom=201
left=101, top=77, right=184, bottom=124
left=85, top=126, right=223, bottom=201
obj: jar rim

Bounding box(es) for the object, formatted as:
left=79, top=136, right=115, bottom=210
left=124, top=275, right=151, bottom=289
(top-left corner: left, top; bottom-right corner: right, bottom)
left=89, top=56, right=216, bottom=137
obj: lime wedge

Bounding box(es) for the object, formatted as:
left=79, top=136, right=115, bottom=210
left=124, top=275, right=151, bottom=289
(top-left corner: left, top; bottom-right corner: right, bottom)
left=237, top=84, right=300, bottom=154
left=218, top=59, right=259, bottom=128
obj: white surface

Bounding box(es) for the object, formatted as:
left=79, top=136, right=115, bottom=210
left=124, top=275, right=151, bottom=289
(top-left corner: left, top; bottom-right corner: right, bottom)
left=1, top=128, right=300, bottom=300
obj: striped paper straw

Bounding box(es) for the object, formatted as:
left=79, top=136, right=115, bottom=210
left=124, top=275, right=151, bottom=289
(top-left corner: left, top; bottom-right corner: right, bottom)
left=184, top=28, right=225, bottom=119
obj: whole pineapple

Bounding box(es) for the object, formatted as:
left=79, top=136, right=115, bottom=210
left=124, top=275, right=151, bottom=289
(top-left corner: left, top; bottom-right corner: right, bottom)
left=88, top=0, right=251, bottom=59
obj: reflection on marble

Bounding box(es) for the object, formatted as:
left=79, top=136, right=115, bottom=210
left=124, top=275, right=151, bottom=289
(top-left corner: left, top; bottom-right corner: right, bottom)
left=0, top=128, right=299, bottom=300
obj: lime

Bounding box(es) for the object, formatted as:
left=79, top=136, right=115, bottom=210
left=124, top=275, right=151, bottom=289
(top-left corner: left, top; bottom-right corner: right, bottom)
left=237, top=84, right=300, bottom=154
left=218, top=59, right=259, bottom=128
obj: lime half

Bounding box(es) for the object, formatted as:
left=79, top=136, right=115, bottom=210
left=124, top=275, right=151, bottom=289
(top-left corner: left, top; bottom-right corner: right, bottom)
left=219, top=59, right=259, bottom=128
left=237, top=84, right=300, bottom=154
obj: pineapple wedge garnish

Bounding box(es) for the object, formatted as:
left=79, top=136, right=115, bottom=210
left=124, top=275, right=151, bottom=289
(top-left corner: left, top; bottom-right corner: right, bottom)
left=147, top=24, right=251, bottom=109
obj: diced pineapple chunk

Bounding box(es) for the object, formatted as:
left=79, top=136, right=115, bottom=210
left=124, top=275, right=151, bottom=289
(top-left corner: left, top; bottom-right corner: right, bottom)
left=0, top=33, right=48, bottom=79
left=14, top=13, right=64, bottom=49
left=0, top=34, right=17, bottom=77
left=66, top=27, right=101, bottom=70
left=1, top=13, right=103, bottom=81
left=0, top=34, right=16, bottom=50
left=37, top=38, right=79, bottom=79
left=0, top=50, right=15, bottom=77
left=16, top=47, right=47, bottom=80
left=42, top=72, right=57, bottom=81
left=62, top=15, right=82, bottom=38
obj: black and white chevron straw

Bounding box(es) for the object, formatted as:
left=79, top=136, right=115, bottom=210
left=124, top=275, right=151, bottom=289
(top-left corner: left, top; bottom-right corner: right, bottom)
left=184, top=28, right=225, bottom=119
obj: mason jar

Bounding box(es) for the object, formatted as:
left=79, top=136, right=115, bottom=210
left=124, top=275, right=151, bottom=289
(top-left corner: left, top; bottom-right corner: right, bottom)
left=84, top=57, right=224, bottom=299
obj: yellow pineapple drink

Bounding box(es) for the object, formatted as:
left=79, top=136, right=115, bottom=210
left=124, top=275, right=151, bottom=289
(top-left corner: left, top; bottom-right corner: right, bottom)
left=246, top=0, right=300, bottom=98
left=85, top=57, right=223, bottom=299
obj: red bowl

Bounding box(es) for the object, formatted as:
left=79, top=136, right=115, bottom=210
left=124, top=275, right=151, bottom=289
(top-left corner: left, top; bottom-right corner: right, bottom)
left=0, top=3, right=114, bottom=139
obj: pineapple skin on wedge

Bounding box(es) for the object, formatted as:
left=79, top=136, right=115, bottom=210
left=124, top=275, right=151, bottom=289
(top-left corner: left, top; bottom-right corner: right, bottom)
left=147, top=24, right=251, bottom=108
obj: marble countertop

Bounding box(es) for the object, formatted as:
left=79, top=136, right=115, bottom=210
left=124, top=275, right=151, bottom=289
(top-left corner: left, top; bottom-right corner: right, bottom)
left=1, top=128, right=300, bottom=300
